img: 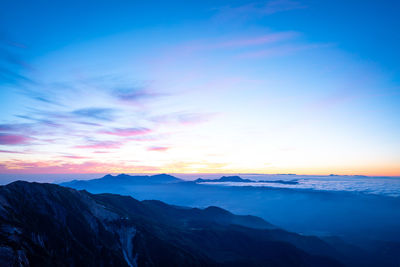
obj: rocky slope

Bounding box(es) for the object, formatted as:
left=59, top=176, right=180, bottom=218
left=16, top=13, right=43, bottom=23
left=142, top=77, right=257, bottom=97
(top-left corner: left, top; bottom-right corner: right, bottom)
left=0, top=181, right=342, bottom=266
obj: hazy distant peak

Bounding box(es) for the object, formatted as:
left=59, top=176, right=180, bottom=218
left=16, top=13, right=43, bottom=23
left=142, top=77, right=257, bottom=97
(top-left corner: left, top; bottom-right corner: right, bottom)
left=195, top=175, right=253, bottom=183
left=219, top=176, right=252, bottom=182
left=151, top=173, right=178, bottom=179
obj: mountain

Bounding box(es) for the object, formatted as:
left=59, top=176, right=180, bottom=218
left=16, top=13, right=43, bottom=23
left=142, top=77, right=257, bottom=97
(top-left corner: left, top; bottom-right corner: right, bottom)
left=194, top=176, right=298, bottom=185
left=62, top=174, right=298, bottom=189
left=62, top=173, right=181, bottom=189
left=56, top=174, right=400, bottom=266
left=0, top=181, right=342, bottom=267
left=194, top=176, right=253, bottom=183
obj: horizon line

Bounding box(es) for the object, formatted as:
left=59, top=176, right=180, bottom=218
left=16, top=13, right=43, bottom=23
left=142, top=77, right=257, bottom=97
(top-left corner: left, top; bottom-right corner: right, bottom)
left=1, top=172, right=399, bottom=178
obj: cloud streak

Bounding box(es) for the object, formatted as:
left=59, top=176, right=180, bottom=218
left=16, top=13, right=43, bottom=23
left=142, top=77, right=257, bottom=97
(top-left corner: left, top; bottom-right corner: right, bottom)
left=0, top=34, right=33, bottom=85
left=0, top=160, right=160, bottom=174
left=112, top=85, right=161, bottom=105
left=0, top=149, right=25, bottom=154
left=217, top=32, right=298, bottom=48
left=0, top=123, right=31, bottom=132
left=0, top=133, right=32, bottom=145
left=238, top=43, right=331, bottom=58
left=72, top=108, right=117, bottom=121
left=182, top=32, right=298, bottom=52
left=61, top=155, right=89, bottom=159
left=148, top=146, right=169, bottom=152
left=74, top=141, right=123, bottom=150
left=214, top=0, right=305, bottom=21
left=100, top=127, right=151, bottom=137
left=151, top=112, right=216, bottom=126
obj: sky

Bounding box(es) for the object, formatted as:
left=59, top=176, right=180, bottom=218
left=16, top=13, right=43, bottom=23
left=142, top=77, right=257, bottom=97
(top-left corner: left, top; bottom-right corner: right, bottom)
left=0, top=0, right=399, bottom=176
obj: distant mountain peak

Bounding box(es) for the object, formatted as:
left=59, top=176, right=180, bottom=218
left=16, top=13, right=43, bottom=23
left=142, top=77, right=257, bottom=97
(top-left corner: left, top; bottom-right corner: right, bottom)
left=219, top=176, right=250, bottom=182
left=61, top=173, right=182, bottom=189
left=148, top=174, right=181, bottom=182
left=195, top=176, right=253, bottom=183
left=152, top=173, right=176, bottom=178
left=117, top=173, right=131, bottom=178
left=100, top=173, right=135, bottom=180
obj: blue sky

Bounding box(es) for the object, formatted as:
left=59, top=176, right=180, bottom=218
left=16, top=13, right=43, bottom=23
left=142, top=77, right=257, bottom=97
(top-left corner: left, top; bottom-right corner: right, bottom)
left=0, top=0, right=399, bottom=175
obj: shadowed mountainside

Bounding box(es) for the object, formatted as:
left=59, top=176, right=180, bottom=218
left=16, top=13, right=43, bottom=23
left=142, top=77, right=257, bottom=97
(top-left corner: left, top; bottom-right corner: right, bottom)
left=0, top=181, right=343, bottom=267
left=60, top=173, right=400, bottom=266
left=61, top=173, right=400, bottom=243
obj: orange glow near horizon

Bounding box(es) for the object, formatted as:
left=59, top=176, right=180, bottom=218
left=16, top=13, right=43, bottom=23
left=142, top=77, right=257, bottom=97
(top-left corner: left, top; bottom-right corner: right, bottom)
left=0, top=158, right=399, bottom=177
left=1, top=1, right=399, bottom=179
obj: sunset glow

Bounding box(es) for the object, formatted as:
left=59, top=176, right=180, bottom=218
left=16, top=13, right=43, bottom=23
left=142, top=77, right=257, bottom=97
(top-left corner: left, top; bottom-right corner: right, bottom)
left=1, top=0, right=399, bottom=176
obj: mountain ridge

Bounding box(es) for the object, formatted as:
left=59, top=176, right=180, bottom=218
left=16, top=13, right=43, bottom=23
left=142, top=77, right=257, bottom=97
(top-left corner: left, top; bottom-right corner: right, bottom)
left=0, top=181, right=342, bottom=267
left=194, top=175, right=298, bottom=185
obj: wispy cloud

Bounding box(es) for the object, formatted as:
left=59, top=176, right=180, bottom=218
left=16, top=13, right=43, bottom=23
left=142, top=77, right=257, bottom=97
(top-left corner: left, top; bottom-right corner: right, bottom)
left=75, top=121, right=103, bottom=127
left=17, top=87, right=61, bottom=106
left=0, top=34, right=33, bottom=85
left=15, top=115, right=61, bottom=129
left=214, top=0, right=305, bottom=21
left=15, top=110, right=103, bottom=134
left=151, top=112, right=216, bottom=126
left=113, top=86, right=157, bottom=103
left=181, top=32, right=298, bottom=52
left=0, top=133, right=32, bottom=145
left=0, top=149, right=26, bottom=154
left=72, top=108, right=117, bottom=121
left=148, top=146, right=169, bottom=152
left=100, top=127, right=152, bottom=137
left=238, top=43, right=331, bottom=58
left=258, top=0, right=305, bottom=14
left=0, top=123, right=31, bottom=132
left=177, top=112, right=216, bottom=125
left=61, top=155, right=88, bottom=159
left=0, top=160, right=160, bottom=174
left=74, top=140, right=123, bottom=150
left=217, top=32, right=298, bottom=48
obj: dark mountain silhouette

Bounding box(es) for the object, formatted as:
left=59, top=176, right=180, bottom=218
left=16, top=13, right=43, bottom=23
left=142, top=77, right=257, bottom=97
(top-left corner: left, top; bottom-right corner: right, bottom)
left=194, top=176, right=298, bottom=185
left=62, top=173, right=181, bottom=188
left=0, top=181, right=343, bottom=267
left=62, top=174, right=299, bottom=192
left=194, top=176, right=253, bottom=183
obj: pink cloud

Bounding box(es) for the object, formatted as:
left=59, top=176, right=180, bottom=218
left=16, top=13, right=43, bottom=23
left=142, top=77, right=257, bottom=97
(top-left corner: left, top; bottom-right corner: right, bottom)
left=93, top=150, right=111, bottom=154
left=148, top=146, right=169, bottom=152
left=0, top=160, right=160, bottom=174
left=100, top=127, right=152, bottom=137
left=0, top=150, right=25, bottom=154
left=61, top=155, right=88, bottom=159
left=75, top=141, right=122, bottom=149
left=0, top=133, right=32, bottom=145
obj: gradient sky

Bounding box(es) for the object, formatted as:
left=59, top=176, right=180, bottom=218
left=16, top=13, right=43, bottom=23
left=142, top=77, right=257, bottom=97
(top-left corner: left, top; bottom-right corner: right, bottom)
left=0, top=0, right=399, bottom=175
